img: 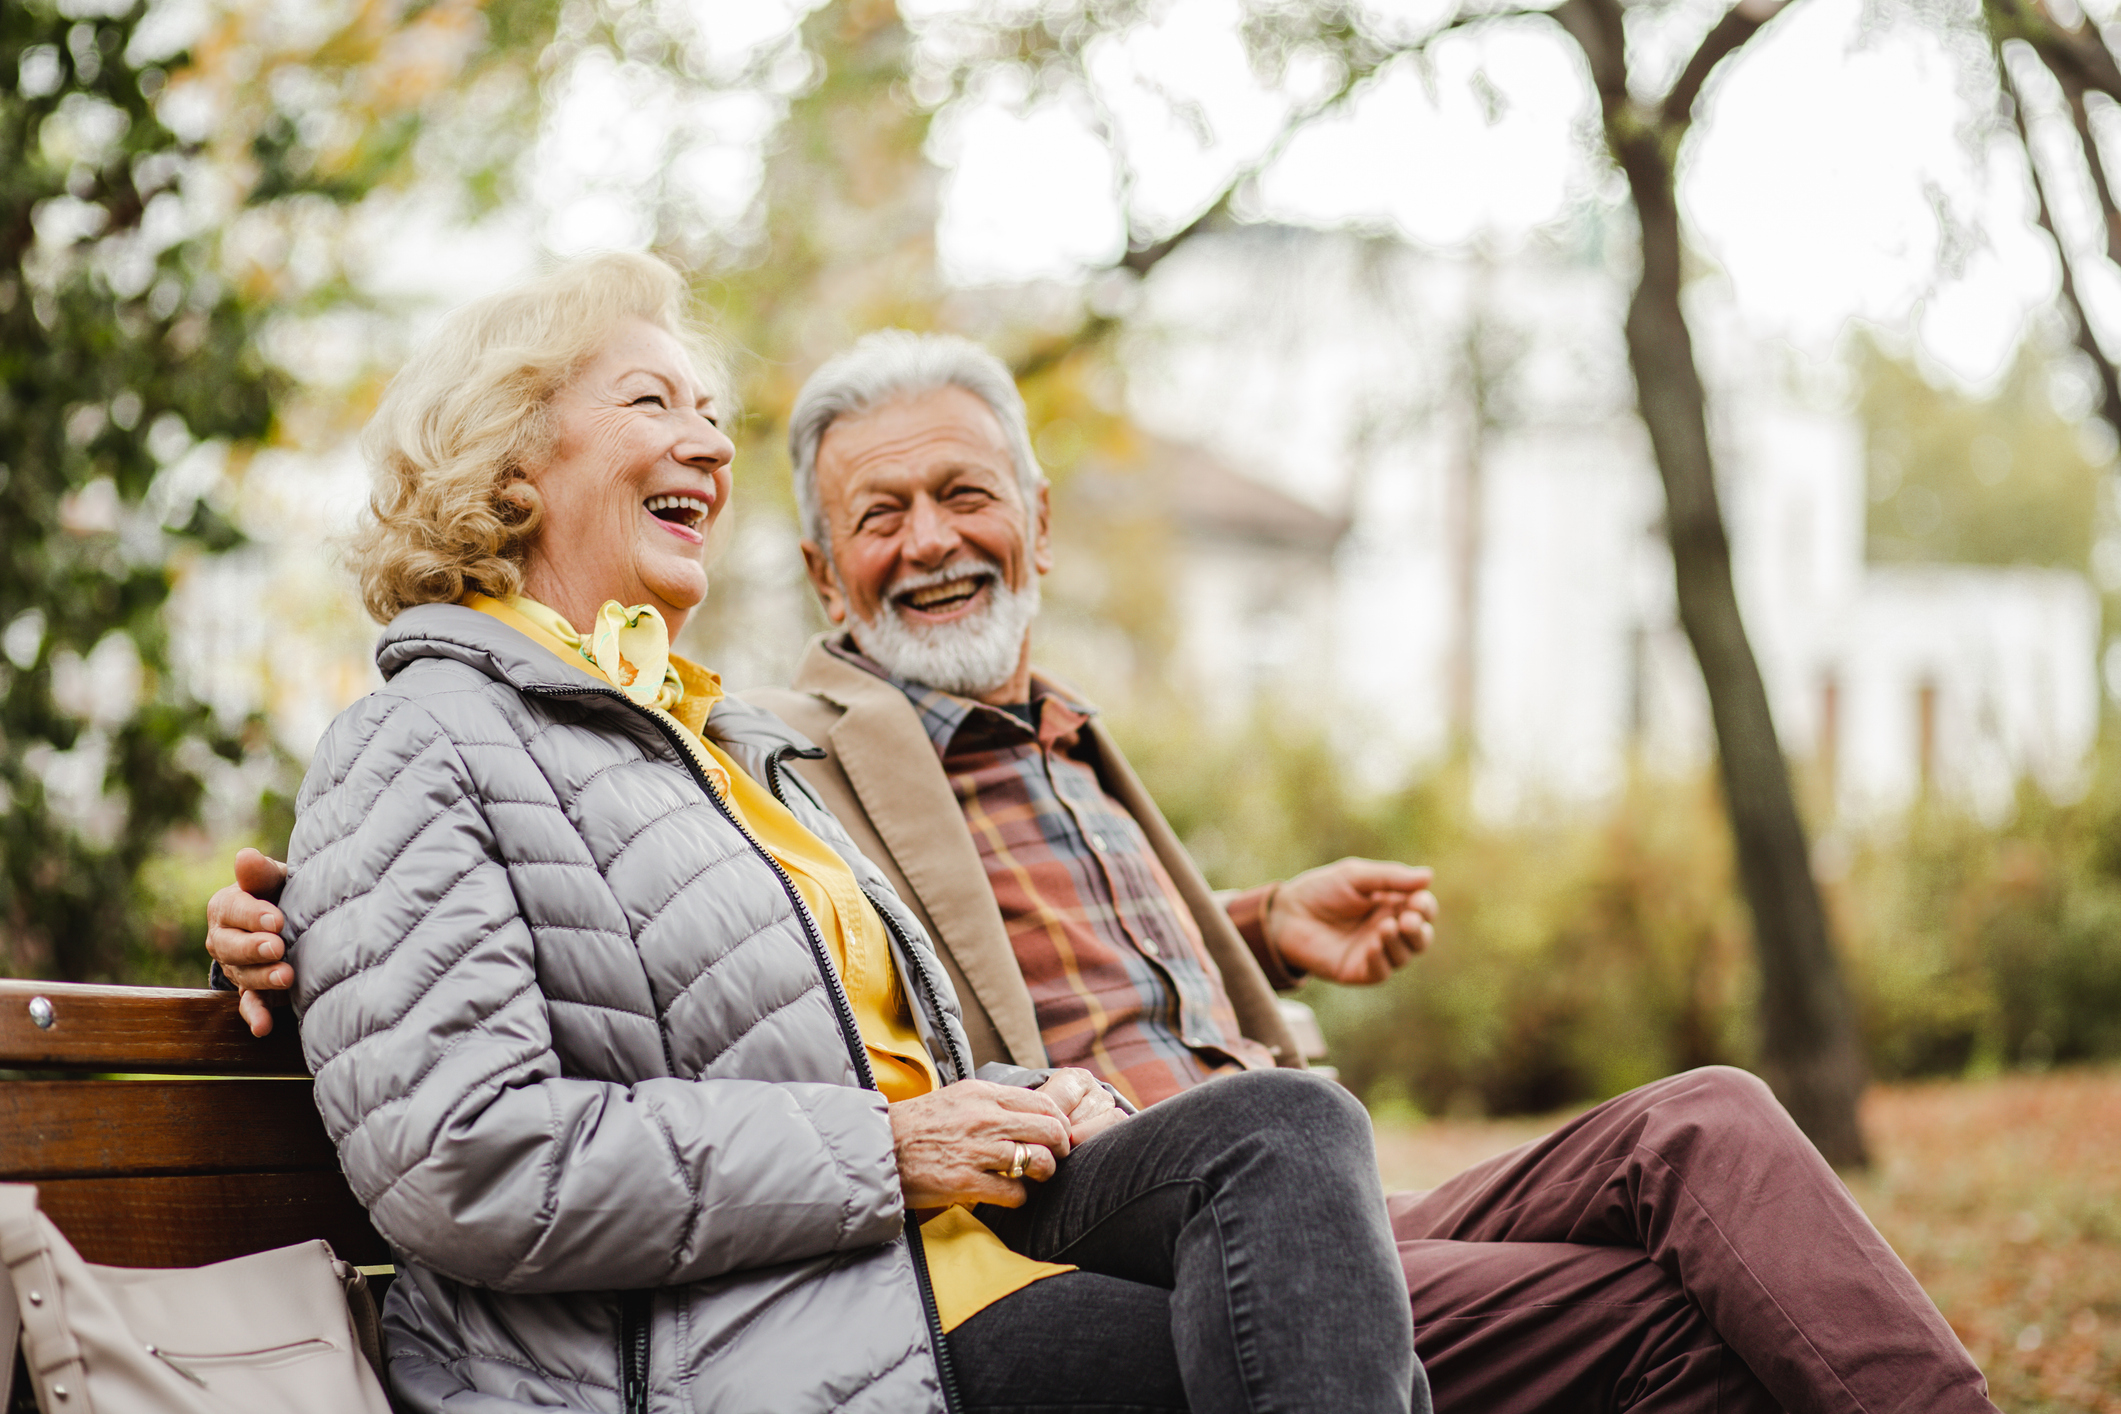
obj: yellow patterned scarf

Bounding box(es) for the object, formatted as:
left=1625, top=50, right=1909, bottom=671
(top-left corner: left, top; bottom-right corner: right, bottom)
left=502, top=596, right=685, bottom=712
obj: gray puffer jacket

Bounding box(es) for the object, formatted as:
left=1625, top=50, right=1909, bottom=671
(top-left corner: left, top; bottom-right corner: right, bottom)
left=280, top=604, right=975, bottom=1414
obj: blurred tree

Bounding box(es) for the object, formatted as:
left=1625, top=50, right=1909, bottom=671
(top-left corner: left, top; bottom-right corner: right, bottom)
left=1, top=0, right=276, bottom=981
left=1445, top=262, right=1526, bottom=750
left=642, top=0, right=952, bottom=673
left=1459, top=0, right=1874, bottom=1168
left=961, top=0, right=1871, bottom=1163
left=1861, top=339, right=2103, bottom=570
left=650, top=0, right=1141, bottom=677
left=1983, top=0, right=2121, bottom=434
left=0, top=0, right=557, bottom=981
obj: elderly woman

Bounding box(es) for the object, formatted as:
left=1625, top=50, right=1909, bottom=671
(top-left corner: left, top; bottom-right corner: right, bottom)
left=279, top=252, right=1417, bottom=1414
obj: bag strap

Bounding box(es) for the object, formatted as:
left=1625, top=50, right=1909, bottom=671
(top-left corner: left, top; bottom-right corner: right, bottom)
left=0, top=1249, right=18, bottom=1414
left=0, top=1186, right=31, bottom=1412
left=332, top=1258, right=388, bottom=1385
left=0, top=1183, right=90, bottom=1414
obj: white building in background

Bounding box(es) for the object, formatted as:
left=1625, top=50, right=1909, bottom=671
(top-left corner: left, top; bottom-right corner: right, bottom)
left=1046, top=438, right=1349, bottom=723
left=1121, top=225, right=2102, bottom=821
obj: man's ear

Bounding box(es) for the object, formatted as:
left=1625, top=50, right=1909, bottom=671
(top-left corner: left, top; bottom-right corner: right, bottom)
left=1031, top=481, right=1054, bottom=577
left=800, top=539, right=849, bottom=625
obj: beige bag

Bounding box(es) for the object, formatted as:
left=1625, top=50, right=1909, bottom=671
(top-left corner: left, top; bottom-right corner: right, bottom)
left=0, top=1184, right=390, bottom=1414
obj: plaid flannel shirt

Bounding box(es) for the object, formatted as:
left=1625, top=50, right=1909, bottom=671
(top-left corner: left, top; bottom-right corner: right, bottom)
left=829, top=641, right=1276, bottom=1107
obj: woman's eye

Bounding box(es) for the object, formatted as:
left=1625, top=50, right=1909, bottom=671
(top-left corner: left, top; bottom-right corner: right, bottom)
left=631, top=394, right=666, bottom=409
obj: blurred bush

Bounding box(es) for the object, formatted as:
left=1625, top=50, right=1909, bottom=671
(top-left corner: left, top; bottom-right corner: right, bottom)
left=1838, top=779, right=2121, bottom=1080
left=1117, top=706, right=2121, bottom=1116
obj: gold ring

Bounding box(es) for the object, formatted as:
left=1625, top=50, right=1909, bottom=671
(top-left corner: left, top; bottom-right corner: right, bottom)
left=1006, top=1142, right=1027, bottom=1180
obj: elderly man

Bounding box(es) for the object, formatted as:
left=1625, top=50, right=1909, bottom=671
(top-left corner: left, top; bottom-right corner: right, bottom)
left=210, top=331, right=1998, bottom=1414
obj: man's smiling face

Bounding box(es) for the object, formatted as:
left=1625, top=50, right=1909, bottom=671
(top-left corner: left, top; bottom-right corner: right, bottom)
left=801, top=384, right=1052, bottom=702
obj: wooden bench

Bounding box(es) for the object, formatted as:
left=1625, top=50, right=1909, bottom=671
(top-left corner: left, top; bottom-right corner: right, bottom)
left=0, top=978, right=387, bottom=1412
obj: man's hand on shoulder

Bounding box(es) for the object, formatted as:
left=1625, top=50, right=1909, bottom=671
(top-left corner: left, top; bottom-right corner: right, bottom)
left=1266, top=858, right=1436, bottom=986
left=205, top=848, right=293, bottom=1037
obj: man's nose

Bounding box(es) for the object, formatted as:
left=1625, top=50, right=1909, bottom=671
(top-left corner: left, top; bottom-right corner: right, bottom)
left=902, top=496, right=961, bottom=564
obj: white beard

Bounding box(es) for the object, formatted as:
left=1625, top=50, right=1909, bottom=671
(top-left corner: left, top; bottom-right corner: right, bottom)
left=850, top=558, right=1040, bottom=698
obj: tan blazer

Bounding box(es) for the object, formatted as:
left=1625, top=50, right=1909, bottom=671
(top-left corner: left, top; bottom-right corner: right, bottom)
left=742, top=638, right=1303, bottom=1073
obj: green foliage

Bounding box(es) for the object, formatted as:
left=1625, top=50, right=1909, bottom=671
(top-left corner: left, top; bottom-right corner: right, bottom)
left=0, top=0, right=564, bottom=981
left=1862, top=340, right=2105, bottom=571
left=1837, top=773, right=2121, bottom=1079
left=0, top=0, right=283, bottom=980
left=1116, top=704, right=2121, bottom=1116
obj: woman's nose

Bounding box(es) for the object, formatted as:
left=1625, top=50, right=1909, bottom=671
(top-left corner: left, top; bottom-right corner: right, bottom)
left=676, top=414, right=734, bottom=471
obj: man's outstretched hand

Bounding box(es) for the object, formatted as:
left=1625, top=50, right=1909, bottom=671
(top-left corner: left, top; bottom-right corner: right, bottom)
left=1265, top=858, right=1437, bottom=986
left=206, top=848, right=292, bottom=1037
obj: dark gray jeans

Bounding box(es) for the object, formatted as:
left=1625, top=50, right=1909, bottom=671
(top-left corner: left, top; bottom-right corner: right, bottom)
left=952, top=1068, right=1423, bottom=1414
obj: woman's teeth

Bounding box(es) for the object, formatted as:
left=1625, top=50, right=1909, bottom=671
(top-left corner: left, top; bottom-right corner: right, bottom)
left=644, top=494, right=707, bottom=529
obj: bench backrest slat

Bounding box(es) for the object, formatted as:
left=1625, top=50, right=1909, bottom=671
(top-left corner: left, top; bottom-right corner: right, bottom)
left=0, top=980, right=387, bottom=1270
left=0, top=979, right=307, bottom=1075
left=30, top=1171, right=391, bottom=1268
left=0, top=1079, right=340, bottom=1179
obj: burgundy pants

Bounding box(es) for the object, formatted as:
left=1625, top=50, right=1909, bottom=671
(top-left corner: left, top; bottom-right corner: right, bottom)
left=1389, top=1067, right=1998, bottom=1414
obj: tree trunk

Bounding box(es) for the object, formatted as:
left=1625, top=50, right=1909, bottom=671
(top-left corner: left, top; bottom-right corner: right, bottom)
left=1446, top=277, right=1494, bottom=749
left=1613, top=131, right=1871, bottom=1166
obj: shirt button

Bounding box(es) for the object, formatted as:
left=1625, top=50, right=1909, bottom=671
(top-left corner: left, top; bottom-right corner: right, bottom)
left=1140, top=939, right=1159, bottom=957
left=1090, top=833, right=1107, bottom=852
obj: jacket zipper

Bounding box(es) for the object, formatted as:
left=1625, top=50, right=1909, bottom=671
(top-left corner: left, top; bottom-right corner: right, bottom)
left=765, top=747, right=972, bottom=1083
left=620, top=1290, right=650, bottom=1414
left=764, top=747, right=970, bottom=1409
left=526, top=686, right=964, bottom=1414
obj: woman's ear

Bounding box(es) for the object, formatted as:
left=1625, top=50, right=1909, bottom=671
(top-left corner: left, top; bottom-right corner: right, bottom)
left=496, top=473, right=539, bottom=525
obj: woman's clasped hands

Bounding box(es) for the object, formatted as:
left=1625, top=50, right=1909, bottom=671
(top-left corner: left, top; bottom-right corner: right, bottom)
left=889, top=1068, right=1125, bottom=1211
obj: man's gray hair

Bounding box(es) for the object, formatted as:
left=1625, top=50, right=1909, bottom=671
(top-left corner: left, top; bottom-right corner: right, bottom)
left=788, top=329, right=1044, bottom=548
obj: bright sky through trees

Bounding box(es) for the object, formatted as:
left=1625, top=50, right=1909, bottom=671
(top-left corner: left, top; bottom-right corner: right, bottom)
left=322, top=0, right=2086, bottom=399
left=911, top=0, right=2075, bottom=389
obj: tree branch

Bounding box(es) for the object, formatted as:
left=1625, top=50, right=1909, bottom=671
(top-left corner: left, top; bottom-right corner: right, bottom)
left=1553, top=0, right=1628, bottom=110
left=1999, top=42, right=2121, bottom=433
left=1987, top=0, right=2121, bottom=104
left=2057, top=69, right=2121, bottom=263
left=1114, top=2, right=1561, bottom=279
left=1663, top=0, right=1789, bottom=127
left=1022, top=0, right=1577, bottom=372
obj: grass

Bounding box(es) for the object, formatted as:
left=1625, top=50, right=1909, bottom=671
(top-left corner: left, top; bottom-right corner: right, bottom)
left=1369, top=1066, right=2121, bottom=1413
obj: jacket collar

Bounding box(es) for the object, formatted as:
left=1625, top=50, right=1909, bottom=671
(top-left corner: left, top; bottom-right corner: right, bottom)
left=800, top=633, right=1098, bottom=752
left=789, top=632, right=920, bottom=717
left=379, top=603, right=821, bottom=758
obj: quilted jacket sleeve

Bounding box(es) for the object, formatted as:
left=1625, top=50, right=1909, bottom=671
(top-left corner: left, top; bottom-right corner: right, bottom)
left=282, top=690, right=905, bottom=1295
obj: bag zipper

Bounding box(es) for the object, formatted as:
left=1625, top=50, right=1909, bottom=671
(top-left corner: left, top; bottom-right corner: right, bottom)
left=146, top=1338, right=337, bottom=1381
left=525, top=684, right=965, bottom=1414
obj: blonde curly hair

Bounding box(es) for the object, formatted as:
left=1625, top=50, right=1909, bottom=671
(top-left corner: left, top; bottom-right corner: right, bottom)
left=350, top=251, right=725, bottom=623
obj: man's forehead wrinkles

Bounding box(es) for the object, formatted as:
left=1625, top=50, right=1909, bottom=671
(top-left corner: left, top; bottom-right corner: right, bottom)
left=836, top=421, right=1007, bottom=468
